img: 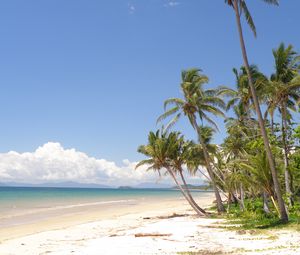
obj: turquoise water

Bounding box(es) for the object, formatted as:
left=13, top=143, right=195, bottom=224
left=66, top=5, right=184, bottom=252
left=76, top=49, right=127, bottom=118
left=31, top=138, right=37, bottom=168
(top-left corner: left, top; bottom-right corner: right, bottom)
left=0, top=187, right=185, bottom=216
left=0, top=187, right=210, bottom=227
left=0, top=187, right=182, bottom=212
left=0, top=187, right=181, bottom=203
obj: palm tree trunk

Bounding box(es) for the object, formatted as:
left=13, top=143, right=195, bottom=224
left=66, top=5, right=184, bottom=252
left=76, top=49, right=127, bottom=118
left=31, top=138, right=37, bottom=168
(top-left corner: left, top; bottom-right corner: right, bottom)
left=263, top=191, right=270, bottom=214
left=197, top=168, right=228, bottom=199
left=271, top=114, right=275, bottom=136
left=227, top=192, right=231, bottom=212
left=232, top=192, right=239, bottom=205
left=281, top=103, right=293, bottom=206
left=233, top=184, right=244, bottom=211
left=240, top=183, right=245, bottom=211
left=166, top=167, right=206, bottom=216
left=193, top=121, right=225, bottom=213
left=178, top=169, right=207, bottom=214
left=232, top=0, right=288, bottom=223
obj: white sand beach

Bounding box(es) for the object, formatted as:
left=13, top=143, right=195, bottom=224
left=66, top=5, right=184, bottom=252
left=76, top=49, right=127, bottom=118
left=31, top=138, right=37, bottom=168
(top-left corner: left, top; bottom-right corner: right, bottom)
left=1, top=193, right=300, bottom=255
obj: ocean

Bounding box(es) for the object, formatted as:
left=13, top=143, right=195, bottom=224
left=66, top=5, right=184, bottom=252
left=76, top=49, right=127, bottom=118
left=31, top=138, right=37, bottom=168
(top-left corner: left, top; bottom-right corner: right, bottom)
left=0, top=187, right=211, bottom=228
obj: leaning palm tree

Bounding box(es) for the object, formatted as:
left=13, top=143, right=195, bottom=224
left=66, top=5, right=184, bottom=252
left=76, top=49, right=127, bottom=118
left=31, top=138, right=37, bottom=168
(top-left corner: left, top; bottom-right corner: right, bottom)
left=183, top=126, right=228, bottom=195
left=164, top=132, right=207, bottom=214
left=268, top=43, right=300, bottom=205
left=136, top=130, right=206, bottom=216
left=225, top=0, right=288, bottom=222
left=184, top=126, right=224, bottom=191
left=158, top=69, right=226, bottom=213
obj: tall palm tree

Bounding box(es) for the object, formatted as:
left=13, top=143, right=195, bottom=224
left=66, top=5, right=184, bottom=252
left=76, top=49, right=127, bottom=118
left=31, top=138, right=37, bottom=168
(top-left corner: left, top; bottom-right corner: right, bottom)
left=225, top=0, right=288, bottom=222
left=269, top=43, right=300, bottom=205
left=158, top=69, right=226, bottom=212
left=136, top=130, right=206, bottom=216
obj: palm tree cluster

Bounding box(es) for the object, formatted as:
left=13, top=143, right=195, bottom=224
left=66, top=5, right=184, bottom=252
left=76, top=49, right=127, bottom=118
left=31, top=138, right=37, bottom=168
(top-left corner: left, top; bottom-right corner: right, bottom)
left=136, top=0, right=300, bottom=223
left=219, top=42, right=300, bottom=217
left=136, top=131, right=207, bottom=216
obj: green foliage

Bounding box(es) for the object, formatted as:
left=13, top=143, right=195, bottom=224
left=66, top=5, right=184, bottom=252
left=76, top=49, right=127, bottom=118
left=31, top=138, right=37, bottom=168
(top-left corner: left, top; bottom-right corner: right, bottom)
left=226, top=198, right=300, bottom=230
left=158, top=68, right=225, bottom=132
left=294, top=125, right=300, bottom=145
left=139, top=37, right=300, bottom=223
left=246, top=137, right=264, bottom=152
left=290, top=150, right=300, bottom=196
left=225, top=0, right=279, bottom=37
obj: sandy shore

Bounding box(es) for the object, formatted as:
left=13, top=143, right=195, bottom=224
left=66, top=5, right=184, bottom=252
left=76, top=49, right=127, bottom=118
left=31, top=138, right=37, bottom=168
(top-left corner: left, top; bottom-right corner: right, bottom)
left=1, top=193, right=300, bottom=255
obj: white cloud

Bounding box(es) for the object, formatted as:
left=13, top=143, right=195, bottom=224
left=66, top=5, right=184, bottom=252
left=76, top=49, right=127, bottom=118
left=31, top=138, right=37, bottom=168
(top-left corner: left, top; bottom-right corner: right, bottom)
left=164, top=1, right=180, bottom=7
left=128, top=3, right=136, bottom=14
left=0, top=142, right=205, bottom=187
left=0, top=142, right=156, bottom=186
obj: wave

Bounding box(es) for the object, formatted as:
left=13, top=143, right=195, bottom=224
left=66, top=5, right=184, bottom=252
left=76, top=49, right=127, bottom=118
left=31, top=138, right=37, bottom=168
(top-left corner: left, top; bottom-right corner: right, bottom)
left=49, top=199, right=137, bottom=210
left=0, top=199, right=137, bottom=221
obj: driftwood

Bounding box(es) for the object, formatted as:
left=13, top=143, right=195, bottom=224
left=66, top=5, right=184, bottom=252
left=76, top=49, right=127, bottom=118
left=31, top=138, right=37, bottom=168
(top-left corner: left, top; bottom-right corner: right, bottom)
left=142, top=213, right=188, bottom=220
left=134, top=233, right=172, bottom=238
left=157, top=213, right=188, bottom=219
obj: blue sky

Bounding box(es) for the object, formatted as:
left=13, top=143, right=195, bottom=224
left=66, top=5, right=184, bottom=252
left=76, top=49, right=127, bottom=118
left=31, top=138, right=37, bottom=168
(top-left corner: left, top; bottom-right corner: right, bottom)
left=0, top=0, right=299, bottom=166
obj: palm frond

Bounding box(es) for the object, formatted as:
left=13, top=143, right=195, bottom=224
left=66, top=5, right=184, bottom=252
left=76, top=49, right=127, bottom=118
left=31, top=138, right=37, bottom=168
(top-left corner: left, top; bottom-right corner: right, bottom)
left=135, top=159, right=154, bottom=170
left=262, top=0, right=279, bottom=6
left=163, top=113, right=181, bottom=133
left=217, top=86, right=237, bottom=97
left=200, top=104, right=225, bottom=118
left=200, top=112, right=219, bottom=131
left=163, top=98, right=184, bottom=110
left=157, top=106, right=180, bottom=124
left=203, top=96, right=226, bottom=110
left=240, top=0, right=256, bottom=37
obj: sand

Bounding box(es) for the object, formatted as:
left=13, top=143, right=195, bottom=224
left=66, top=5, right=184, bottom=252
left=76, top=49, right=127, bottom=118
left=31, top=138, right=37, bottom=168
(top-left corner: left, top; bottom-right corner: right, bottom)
left=1, top=193, right=300, bottom=255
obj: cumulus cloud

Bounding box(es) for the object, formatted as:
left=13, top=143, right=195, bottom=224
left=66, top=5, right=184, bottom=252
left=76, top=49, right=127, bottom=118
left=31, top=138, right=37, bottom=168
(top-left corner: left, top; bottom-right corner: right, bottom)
left=0, top=142, right=158, bottom=186
left=0, top=142, right=206, bottom=187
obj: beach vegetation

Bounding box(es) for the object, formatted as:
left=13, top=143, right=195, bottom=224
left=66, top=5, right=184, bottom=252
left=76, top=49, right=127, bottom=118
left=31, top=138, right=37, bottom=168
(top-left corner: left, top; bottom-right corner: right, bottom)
left=225, top=198, right=300, bottom=231
left=136, top=130, right=207, bottom=216
left=157, top=69, right=226, bottom=213
left=137, top=1, right=300, bottom=225
left=225, top=0, right=288, bottom=223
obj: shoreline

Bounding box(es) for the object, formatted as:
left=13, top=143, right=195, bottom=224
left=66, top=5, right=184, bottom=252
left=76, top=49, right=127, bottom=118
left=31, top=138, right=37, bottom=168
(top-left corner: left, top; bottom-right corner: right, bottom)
left=1, top=187, right=204, bottom=241
left=1, top=193, right=299, bottom=254
left=0, top=196, right=191, bottom=242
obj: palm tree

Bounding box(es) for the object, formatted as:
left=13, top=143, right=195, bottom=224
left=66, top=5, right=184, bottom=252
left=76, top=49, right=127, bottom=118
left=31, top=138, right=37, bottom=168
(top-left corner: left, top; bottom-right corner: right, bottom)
left=263, top=91, right=277, bottom=136
left=219, top=65, right=267, bottom=118
left=239, top=152, right=277, bottom=214
left=158, top=69, right=226, bottom=213
left=225, top=0, right=288, bottom=222
left=167, top=134, right=208, bottom=214
left=225, top=160, right=249, bottom=211
left=269, top=43, right=300, bottom=205
left=136, top=130, right=206, bottom=216
left=222, top=112, right=250, bottom=211
left=185, top=127, right=226, bottom=195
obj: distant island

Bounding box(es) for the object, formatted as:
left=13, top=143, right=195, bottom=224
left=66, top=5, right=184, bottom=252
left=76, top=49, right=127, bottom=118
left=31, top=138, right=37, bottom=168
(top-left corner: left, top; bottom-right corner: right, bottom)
left=117, top=186, right=133, bottom=189
left=0, top=181, right=111, bottom=189
left=0, top=182, right=212, bottom=190
left=0, top=182, right=172, bottom=189
left=171, top=184, right=213, bottom=191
